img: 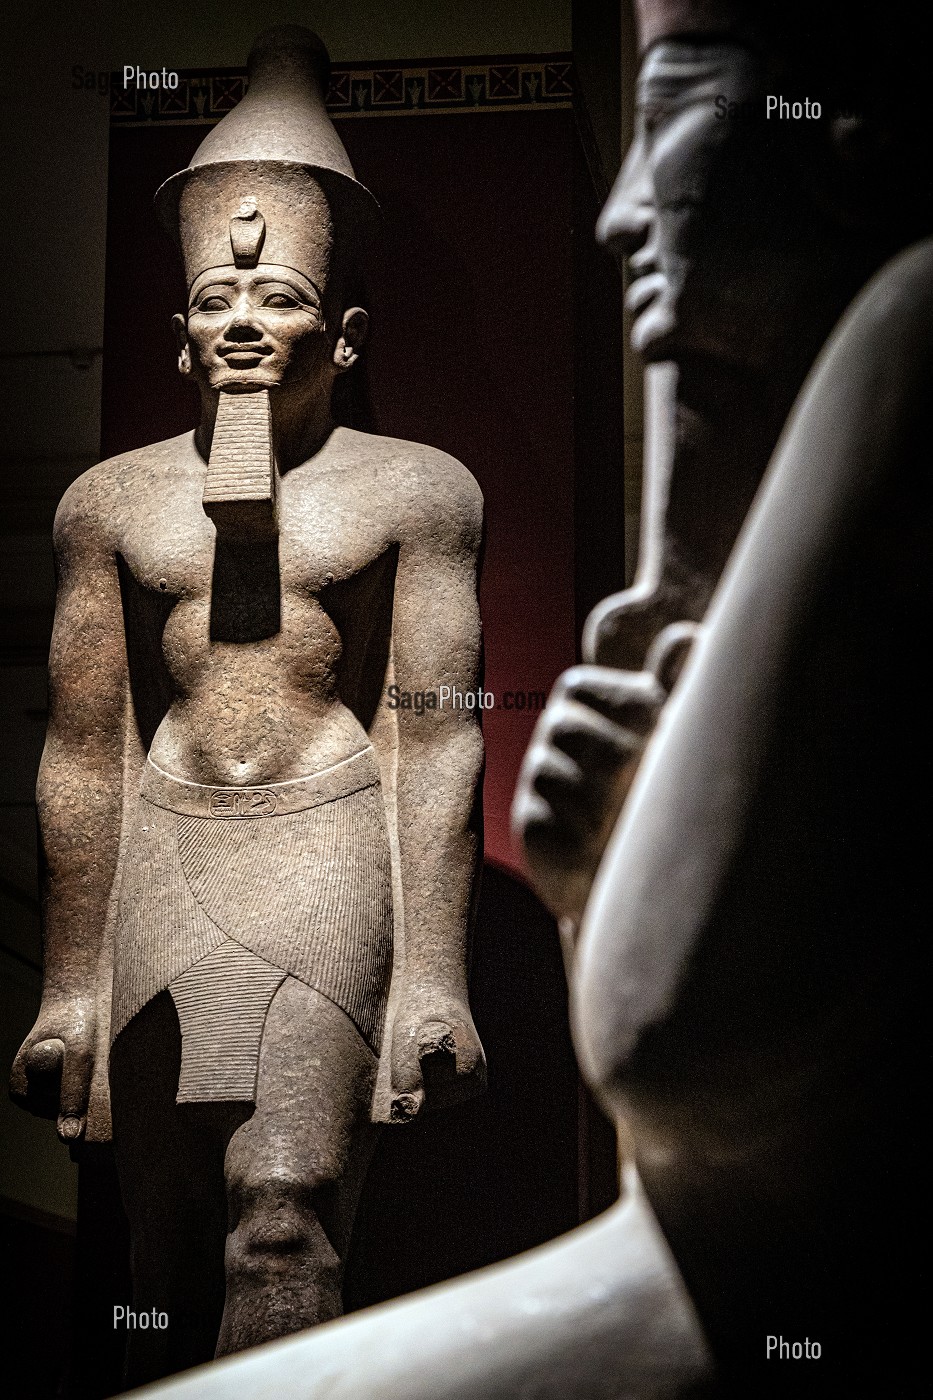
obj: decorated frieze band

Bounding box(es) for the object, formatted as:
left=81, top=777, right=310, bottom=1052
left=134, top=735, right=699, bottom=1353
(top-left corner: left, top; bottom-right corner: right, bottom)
left=110, top=56, right=575, bottom=125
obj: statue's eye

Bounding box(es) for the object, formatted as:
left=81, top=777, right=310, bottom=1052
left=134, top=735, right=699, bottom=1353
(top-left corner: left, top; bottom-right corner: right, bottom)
left=639, top=103, right=662, bottom=136
left=262, top=292, right=300, bottom=309
left=198, top=295, right=230, bottom=312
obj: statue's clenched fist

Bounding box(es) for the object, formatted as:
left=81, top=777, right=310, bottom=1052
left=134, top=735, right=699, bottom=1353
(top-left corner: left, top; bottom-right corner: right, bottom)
left=9, top=994, right=96, bottom=1144
left=389, top=987, right=486, bottom=1122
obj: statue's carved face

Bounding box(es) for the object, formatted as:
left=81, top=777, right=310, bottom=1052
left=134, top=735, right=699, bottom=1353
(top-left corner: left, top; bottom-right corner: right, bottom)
left=179, top=264, right=333, bottom=394
left=599, top=41, right=816, bottom=371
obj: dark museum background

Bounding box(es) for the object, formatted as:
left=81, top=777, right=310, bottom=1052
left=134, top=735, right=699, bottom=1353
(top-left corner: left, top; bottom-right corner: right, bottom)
left=0, top=3, right=640, bottom=1396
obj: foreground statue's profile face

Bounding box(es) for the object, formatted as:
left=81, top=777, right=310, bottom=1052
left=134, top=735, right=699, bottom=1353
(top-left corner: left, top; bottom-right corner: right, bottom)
left=601, top=41, right=766, bottom=365
left=599, top=32, right=879, bottom=378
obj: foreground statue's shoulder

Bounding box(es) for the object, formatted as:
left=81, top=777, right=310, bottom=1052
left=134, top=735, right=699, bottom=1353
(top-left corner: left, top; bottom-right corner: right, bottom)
left=866, top=236, right=933, bottom=313
left=772, top=238, right=933, bottom=508
left=826, top=237, right=933, bottom=383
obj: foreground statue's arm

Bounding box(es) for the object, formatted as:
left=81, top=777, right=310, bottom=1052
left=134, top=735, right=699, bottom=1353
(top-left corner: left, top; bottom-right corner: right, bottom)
left=568, top=244, right=933, bottom=1387
left=125, top=1164, right=710, bottom=1400
left=386, top=458, right=486, bottom=1120
left=10, top=479, right=128, bottom=1143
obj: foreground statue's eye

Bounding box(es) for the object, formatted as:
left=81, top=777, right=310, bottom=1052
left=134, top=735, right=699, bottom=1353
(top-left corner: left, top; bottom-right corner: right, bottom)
left=198, top=296, right=230, bottom=312
left=640, top=103, right=663, bottom=136
left=262, top=293, right=300, bottom=308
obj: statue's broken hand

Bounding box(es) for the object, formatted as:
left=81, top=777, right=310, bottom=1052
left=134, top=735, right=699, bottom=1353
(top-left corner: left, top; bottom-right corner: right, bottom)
left=389, top=989, right=487, bottom=1122
left=512, top=665, right=666, bottom=929
left=9, top=994, right=96, bottom=1145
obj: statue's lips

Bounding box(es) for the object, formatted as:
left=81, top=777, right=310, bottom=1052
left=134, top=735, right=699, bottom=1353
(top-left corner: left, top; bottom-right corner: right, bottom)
left=625, top=270, right=666, bottom=316
left=219, top=347, right=273, bottom=367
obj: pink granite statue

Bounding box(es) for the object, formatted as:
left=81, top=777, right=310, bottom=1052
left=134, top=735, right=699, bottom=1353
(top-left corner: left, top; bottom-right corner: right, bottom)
left=10, top=26, right=485, bottom=1384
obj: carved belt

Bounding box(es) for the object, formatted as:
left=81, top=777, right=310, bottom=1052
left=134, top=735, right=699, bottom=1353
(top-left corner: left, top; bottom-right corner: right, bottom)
left=140, top=746, right=380, bottom=819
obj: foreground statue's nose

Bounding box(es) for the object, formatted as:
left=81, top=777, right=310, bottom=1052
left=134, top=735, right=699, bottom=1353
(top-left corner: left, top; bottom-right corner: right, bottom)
left=596, top=142, right=654, bottom=256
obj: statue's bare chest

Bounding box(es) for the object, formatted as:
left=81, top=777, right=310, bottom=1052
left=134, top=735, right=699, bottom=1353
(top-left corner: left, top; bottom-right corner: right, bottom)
left=117, top=459, right=396, bottom=605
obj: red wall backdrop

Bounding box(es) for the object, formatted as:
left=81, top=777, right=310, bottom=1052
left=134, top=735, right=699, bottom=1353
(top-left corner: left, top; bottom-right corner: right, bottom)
left=102, top=77, right=579, bottom=876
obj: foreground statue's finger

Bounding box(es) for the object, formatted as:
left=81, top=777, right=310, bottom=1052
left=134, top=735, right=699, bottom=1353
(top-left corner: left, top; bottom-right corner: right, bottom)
left=513, top=786, right=593, bottom=875
left=525, top=748, right=615, bottom=847
left=527, top=747, right=588, bottom=806
left=643, top=621, right=701, bottom=694
left=554, top=665, right=665, bottom=729
left=545, top=698, right=643, bottom=770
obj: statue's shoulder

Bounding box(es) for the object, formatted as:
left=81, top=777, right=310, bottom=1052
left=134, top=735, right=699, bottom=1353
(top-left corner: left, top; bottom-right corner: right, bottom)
left=54, top=432, right=198, bottom=544
left=829, top=237, right=933, bottom=374
left=780, top=238, right=933, bottom=489
left=868, top=236, right=933, bottom=309
left=333, top=427, right=483, bottom=542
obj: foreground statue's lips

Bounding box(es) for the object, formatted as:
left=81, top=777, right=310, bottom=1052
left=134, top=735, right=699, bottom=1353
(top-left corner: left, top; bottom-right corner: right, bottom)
left=625, top=271, right=665, bottom=315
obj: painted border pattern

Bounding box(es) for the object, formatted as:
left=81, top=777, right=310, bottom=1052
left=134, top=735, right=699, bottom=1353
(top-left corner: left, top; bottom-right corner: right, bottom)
left=110, top=57, right=575, bottom=126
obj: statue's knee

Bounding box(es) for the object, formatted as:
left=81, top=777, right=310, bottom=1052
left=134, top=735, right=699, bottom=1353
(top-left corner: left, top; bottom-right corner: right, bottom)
left=226, top=1173, right=340, bottom=1282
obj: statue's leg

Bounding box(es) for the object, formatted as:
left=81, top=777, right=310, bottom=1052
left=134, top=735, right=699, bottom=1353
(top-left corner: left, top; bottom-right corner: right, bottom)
left=110, top=991, right=243, bottom=1385
left=216, top=977, right=379, bottom=1355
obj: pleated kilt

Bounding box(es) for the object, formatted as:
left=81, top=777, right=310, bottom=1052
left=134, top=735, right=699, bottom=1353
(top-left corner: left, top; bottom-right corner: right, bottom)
left=110, top=746, right=393, bottom=1104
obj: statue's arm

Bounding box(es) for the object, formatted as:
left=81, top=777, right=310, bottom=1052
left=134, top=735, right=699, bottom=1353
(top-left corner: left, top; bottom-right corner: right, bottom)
left=386, top=457, right=485, bottom=1120
left=9, top=478, right=128, bottom=1144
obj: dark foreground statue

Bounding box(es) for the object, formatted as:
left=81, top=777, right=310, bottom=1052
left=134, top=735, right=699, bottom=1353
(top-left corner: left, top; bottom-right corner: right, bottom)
left=519, top=1, right=931, bottom=1393
left=10, top=27, right=485, bottom=1386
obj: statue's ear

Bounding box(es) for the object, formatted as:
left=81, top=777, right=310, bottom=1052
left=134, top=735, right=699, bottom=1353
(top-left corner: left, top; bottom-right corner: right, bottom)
left=333, top=307, right=369, bottom=372
left=814, top=102, right=897, bottom=228
left=172, top=313, right=192, bottom=376
left=829, top=108, right=893, bottom=171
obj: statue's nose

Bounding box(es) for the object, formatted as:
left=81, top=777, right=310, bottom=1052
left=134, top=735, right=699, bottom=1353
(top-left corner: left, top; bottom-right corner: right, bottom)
left=597, top=138, right=654, bottom=258
left=225, top=314, right=264, bottom=342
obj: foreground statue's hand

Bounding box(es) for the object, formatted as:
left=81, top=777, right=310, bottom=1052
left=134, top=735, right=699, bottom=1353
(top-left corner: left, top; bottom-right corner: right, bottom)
left=389, top=988, right=486, bottom=1122
left=512, top=665, right=666, bottom=927
left=9, top=994, right=96, bottom=1144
